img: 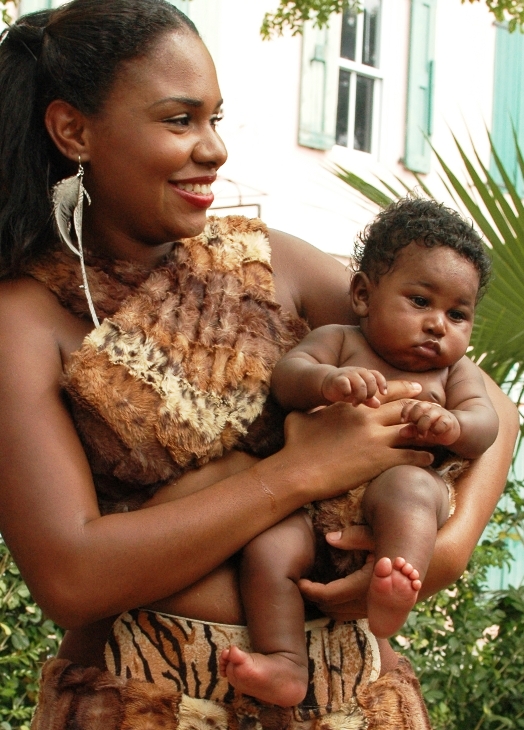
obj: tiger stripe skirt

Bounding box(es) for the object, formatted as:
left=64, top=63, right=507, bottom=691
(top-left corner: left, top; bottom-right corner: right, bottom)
left=32, top=609, right=432, bottom=729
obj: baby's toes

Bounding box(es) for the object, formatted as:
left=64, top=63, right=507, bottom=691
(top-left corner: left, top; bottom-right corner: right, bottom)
left=392, top=556, right=407, bottom=571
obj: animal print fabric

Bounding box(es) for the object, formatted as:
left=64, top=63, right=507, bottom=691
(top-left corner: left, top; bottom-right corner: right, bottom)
left=31, top=611, right=432, bottom=729
left=104, top=609, right=380, bottom=725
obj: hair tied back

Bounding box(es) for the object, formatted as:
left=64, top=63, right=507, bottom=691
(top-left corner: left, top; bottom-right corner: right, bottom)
left=2, top=20, right=46, bottom=63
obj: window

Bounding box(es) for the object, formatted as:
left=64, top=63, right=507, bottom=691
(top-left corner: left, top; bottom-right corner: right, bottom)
left=335, top=1, right=381, bottom=153
left=297, top=4, right=381, bottom=153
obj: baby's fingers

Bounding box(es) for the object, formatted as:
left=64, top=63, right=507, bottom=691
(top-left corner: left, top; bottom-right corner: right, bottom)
left=400, top=399, right=418, bottom=423
left=345, top=370, right=379, bottom=405
left=431, top=413, right=454, bottom=434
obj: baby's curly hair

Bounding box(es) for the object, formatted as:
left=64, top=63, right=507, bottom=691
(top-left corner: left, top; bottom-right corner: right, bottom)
left=353, top=197, right=491, bottom=301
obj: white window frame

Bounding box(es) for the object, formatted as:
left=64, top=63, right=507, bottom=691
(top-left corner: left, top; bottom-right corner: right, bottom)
left=335, top=3, right=383, bottom=157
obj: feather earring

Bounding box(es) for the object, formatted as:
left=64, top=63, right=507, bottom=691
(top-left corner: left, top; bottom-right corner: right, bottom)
left=52, top=159, right=100, bottom=328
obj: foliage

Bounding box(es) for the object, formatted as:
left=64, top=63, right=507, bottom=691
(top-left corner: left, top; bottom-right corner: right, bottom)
left=0, top=1, right=18, bottom=26
left=394, top=479, right=524, bottom=729
left=261, top=0, right=524, bottom=37
left=0, top=541, right=62, bottom=729
left=261, top=0, right=360, bottom=38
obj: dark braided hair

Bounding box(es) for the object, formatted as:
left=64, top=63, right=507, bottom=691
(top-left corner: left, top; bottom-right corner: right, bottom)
left=0, top=0, right=198, bottom=279
left=353, top=197, right=492, bottom=302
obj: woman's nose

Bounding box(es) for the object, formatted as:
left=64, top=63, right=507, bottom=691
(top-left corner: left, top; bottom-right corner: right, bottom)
left=193, top=129, right=228, bottom=170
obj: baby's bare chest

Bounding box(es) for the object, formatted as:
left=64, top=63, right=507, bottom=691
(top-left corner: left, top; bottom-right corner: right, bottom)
left=341, top=350, right=448, bottom=406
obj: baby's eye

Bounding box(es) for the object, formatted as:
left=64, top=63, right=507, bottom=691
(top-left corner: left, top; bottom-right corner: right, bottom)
left=448, top=310, right=467, bottom=322
left=410, top=296, right=428, bottom=307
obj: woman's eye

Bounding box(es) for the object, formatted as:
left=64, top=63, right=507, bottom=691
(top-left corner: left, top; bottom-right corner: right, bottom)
left=210, top=113, right=223, bottom=129
left=165, top=114, right=190, bottom=127
left=411, top=296, right=428, bottom=307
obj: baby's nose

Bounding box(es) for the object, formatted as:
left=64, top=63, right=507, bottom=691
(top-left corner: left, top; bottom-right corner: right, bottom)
left=424, top=315, right=445, bottom=335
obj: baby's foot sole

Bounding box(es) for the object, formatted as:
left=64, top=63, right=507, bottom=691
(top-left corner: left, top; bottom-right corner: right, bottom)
left=368, top=557, right=420, bottom=638
left=221, top=645, right=308, bottom=706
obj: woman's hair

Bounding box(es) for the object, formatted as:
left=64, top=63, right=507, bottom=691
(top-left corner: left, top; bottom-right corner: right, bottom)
left=0, top=0, right=198, bottom=278
left=353, top=196, right=492, bottom=302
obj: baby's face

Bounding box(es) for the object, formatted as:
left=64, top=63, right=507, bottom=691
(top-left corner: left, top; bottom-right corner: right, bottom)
left=361, top=242, right=479, bottom=372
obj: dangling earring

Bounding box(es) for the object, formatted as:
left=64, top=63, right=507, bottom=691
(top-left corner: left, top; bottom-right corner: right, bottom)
left=52, top=157, right=100, bottom=328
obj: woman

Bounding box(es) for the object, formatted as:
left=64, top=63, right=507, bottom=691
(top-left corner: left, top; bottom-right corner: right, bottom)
left=0, top=1, right=517, bottom=728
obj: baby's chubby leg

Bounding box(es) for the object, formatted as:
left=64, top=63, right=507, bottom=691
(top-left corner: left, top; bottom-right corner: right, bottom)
left=219, top=510, right=316, bottom=706
left=361, top=465, right=449, bottom=638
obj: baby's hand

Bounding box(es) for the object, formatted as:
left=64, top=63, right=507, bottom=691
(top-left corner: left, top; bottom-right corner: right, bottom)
left=399, top=401, right=461, bottom=445
left=321, top=367, right=387, bottom=408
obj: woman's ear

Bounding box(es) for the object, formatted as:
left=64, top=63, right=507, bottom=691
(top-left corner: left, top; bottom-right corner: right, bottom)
left=44, top=100, right=91, bottom=163
left=350, top=271, right=372, bottom=317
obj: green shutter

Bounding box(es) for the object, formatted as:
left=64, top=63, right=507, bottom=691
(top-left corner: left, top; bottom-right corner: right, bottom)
left=404, top=0, right=437, bottom=174
left=490, top=24, right=524, bottom=196
left=298, top=16, right=341, bottom=150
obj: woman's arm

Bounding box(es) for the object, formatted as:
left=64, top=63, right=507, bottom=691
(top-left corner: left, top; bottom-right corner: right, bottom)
left=420, top=375, right=518, bottom=598
left=0, top=279, right=432, bottom=629
left=300, top=374, right=519, bottom=617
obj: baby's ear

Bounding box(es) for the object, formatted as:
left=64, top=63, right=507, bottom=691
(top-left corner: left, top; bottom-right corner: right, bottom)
left=350, top=271, right=372, bottom=317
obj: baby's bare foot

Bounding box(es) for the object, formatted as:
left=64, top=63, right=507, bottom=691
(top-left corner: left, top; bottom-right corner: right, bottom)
left=367, top=556, right=421, bottom=638
left=219, top=645, right=307, bottom=706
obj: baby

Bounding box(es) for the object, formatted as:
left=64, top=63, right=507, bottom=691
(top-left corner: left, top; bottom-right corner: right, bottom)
left=219, top=197, right=499, bottom=707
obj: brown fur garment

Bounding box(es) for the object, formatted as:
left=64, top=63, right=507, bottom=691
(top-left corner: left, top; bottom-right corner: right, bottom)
left=310, top=485, right=369, bottom=582
left=28, top=216, right=308, bottom=512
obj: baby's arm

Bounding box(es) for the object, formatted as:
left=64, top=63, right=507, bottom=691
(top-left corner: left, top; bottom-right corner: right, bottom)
left=271, top=325, right=386, bottom=411
left=400, top=357, right=499, bottom=459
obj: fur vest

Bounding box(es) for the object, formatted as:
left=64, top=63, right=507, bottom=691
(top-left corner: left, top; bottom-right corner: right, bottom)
left=28, top=216, right=309, bottom=513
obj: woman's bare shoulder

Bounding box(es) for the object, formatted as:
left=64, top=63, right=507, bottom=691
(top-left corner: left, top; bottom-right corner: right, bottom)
left=0, top=276, right=90, bottom=361
left=0, top=276, right=61, bottom=327
left=268, top=229, right=356, bottom=329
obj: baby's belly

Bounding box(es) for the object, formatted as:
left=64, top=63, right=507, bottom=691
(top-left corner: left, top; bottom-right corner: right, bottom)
left=144, top=557, right=246, bottom=625
left=142, top=450, right=261, bottom=624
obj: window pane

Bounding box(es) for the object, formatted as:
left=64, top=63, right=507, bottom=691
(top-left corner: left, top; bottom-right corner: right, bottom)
left=340, top=9, right=357, bottom=61
left=336, top=69, right=351, bottom=147
left=354, top=75, right=374, bottom=152
left=362, top=0, right=380, bottom=67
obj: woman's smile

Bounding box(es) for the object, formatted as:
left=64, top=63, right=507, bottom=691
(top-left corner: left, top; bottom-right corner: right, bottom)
left=169, top=175, right=216, bottom=208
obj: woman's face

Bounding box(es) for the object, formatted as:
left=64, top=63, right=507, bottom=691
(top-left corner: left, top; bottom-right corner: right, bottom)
left=82, top=29, right=227, bottom=263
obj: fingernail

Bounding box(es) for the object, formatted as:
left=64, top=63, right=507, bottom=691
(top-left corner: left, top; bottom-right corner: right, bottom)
left=327, top=531, right=342, bottom=541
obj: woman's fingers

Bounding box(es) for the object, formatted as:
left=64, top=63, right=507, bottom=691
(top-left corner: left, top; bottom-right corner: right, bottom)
left=298, top=564, right=372, bottom=620
left=284, top=399, right=433, bottom=500
left=390, top=445, right=434, bottom=468
left=326, top=525, right=374, bottom=551
left=378, top=380, right=422, bottom=404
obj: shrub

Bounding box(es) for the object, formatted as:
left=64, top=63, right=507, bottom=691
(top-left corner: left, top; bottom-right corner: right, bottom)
left=0, top=541, right=62, bottom=730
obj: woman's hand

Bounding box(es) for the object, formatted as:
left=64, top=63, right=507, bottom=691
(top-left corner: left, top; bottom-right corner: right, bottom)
left=283, top=379, right=434, bottom=503
left=299, top=526, right=375, bottom=621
